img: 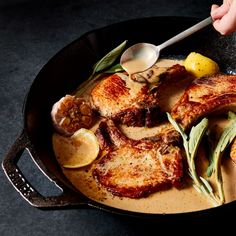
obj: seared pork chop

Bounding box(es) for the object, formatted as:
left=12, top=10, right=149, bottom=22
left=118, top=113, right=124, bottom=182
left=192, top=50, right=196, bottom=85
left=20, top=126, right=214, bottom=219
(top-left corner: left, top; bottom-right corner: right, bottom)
left=93, top=120, right=183, bottom=198
left=171, top=74, right=236, bottom=130
left=91, top=73, right=161, bottom=127
left=171, top=74, right=236, bottom=164
left=93, top=74, right=236, bottom=198
left=91, top=64, right=189, bottom=127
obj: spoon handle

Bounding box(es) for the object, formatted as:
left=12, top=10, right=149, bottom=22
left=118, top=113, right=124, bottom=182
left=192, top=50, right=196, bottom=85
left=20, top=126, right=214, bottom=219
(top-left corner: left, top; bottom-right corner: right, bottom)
left=158, top=17, right=212, bottom=51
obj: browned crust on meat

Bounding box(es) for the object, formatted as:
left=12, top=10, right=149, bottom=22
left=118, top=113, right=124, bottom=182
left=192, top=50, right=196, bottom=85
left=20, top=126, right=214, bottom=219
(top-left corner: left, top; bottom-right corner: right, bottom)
left=98, top=74, right=130, bottom=100
left=93, top=120, right=183, bottom=198
left=171, top=74, right=236, bottom=130
left=159, top=64, right=192, bottom=83
left=111, top=105, right=162, bottom=127
left=91, top=65, right=191, bottom=127
left=92, top=69, right=236, bottom=199
left=230, top=138, right=236, bottom=164
left=91, top=73, right=163, bottom=127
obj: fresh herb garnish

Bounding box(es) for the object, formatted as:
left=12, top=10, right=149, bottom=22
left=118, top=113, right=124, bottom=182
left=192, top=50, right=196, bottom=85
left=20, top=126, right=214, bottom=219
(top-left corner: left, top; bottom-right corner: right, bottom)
left=76, top=40, right=127, bottom=96
left=103, top=63, right=124, bottom=73
left=207, top=111, right=236, bottom=203
left=167, top=113, right=221, bottom=206
left=92, top=40, right=127, bottom=74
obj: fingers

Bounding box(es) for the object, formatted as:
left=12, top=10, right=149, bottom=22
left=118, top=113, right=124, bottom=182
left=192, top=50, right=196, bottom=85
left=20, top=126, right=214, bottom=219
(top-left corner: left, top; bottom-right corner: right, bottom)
left=211, top=3, right=230, bottom=20
left=211, top=0, right=236, bottom=35
left=211, top=4, right=219, bottom=11
left=212, top=13, right=236, bottom=35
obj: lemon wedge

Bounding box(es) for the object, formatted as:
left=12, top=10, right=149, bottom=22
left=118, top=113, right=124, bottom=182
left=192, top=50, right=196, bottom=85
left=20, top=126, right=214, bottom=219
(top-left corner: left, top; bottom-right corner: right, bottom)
left=184, top=52, right=219, bottom=78
left=52, top=128, right=100, bottom=168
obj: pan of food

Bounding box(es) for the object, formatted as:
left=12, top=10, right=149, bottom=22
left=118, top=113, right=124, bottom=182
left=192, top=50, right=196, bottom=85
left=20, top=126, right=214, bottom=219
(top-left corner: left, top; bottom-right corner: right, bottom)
left=2, top=16, right=236, bottom=221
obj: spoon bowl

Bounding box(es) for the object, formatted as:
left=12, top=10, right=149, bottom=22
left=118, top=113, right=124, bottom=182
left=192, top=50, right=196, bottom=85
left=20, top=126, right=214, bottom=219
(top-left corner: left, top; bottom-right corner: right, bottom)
left=120, top=43, right=158, bottom=74
left=120, top=16, right=212, bottom=74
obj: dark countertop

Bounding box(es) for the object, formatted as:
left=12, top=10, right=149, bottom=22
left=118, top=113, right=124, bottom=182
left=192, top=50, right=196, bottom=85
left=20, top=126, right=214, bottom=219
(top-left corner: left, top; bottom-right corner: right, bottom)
left=0, top=0, right=223, bottom=235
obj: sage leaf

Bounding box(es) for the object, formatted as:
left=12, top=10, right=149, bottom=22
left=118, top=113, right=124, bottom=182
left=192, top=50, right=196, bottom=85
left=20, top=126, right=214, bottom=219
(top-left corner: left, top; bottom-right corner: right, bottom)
left=206, top=161, right=214, bottom=177
left=219, top=127, right=236, bottom=152
left=206, top=130, right=215, bottom=177
left=166, top=113, right=189, bottom=159
left=104, top=63, right=124, bottom=73
left=166, top=112, right=187, bottom=141
left=92, top=40, right=127, bottom=74
left=200, top=185, right=208, bottom=195
left=167, top=112, right=220, bottom=206
left=193, top=184, right=201, bottom=193
left=75, top=41, right=127, bottom=97
left=213, top=117, right=236, bottom=173
left=188, top=118, right=208, bottom=158
left=207, top=111, right=236, bottom=177
left=200, top=176, right=213, bottom=193
left=206, top=111, right=236, bottom=204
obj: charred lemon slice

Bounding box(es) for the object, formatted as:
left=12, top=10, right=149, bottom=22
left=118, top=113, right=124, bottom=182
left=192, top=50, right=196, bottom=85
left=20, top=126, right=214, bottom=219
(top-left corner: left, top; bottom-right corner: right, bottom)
left=184, top=52, right=219, bottom=78
left=52, top=128, right=99, bottom=168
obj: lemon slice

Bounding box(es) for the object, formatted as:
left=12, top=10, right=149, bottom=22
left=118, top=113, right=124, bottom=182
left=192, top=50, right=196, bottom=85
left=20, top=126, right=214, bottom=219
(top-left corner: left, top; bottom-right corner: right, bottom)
left=184, top=52, right=219, bottom=78
left=52, top=128, right=100, bottom=168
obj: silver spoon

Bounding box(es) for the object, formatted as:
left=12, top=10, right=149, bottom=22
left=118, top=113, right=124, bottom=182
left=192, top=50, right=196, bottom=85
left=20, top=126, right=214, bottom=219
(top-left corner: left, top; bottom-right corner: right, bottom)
left=120, top=16, right=212, bottom=74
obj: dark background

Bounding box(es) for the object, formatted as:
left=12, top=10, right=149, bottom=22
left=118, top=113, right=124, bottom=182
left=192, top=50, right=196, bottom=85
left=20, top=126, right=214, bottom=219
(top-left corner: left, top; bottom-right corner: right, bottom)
left=0, top=0, right=223, bottom=235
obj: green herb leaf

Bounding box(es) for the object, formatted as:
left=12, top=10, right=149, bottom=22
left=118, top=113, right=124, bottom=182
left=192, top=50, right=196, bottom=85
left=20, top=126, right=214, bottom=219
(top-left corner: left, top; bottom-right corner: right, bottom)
left=167, top=112, right=220, bottom=206
left=200, top=176, right=213, bottom=193
left=206, top=160, right=214, bottom=177
left=193, top=184, right=202, bottom=193
left=166, top=113, right=187, bottom=141
left=75, top=41, right=127, bottom=97
left=188, top=118, right=208, bottom=158
left=206, top=111, right=236, bottom=204
left=207, top=111, right=236, bottom=177
left=206, top=130, right=215, bottom=177
left=104, top=63, right=124, bottom=73
left=166, top=113, right=189, bottom=159
left=213, top=113, right=236, bottom=203
left=219, top=127, right=236, bottom=152
left=92, top=40, right=127, bottom=74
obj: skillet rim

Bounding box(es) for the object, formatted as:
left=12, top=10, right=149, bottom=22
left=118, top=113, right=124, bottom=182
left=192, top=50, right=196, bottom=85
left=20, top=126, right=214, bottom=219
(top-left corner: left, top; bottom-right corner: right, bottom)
left=11, top=16, right=236, bottom=219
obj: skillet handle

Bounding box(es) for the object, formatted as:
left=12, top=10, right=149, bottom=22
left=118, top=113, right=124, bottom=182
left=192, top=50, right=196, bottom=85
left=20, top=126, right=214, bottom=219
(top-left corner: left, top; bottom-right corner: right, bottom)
left=2, top=131, right=88, bottom=208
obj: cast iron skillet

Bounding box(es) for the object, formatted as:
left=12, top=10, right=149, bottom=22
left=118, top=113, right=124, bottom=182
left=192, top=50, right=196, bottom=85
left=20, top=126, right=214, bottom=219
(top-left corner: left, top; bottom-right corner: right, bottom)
left=2, top=17, right=236, bottom=221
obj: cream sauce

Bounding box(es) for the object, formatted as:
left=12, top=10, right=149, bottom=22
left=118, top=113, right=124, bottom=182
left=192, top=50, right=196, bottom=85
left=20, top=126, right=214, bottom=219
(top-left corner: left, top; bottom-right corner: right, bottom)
left=57, top=59, right=236, bottom=214
left=122, top=45, right=157, bottom=74
left=122, top=58, right=152, bottom=75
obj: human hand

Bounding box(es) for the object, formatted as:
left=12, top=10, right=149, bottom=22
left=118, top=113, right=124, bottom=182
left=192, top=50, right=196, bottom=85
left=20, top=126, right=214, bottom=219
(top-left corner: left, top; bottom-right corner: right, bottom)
left=211, top=0, right=236, bottom=35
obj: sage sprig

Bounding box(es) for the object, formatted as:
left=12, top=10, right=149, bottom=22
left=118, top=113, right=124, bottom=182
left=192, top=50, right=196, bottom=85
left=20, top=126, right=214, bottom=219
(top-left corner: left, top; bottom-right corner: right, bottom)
left=92, top=40, right=127, bottom=74
left=76, top=40, right=127, bottom=96
left=167, top=113, right=221, bottom=206
left=207, top=111, right=236, bottom=203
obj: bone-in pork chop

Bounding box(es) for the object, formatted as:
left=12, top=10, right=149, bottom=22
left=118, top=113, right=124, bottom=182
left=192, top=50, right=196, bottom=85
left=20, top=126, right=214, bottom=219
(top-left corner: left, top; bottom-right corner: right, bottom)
left=91, top=65, right=188, bottom=127
left=171, top=74, right=236, bottom=130
left=93, top=74, right=236, bottom=198
left=171, top=74, right=236, bottom=164
left=91, top=73, right=161, bottom=127
left=93, top=120, right=183, bottom=198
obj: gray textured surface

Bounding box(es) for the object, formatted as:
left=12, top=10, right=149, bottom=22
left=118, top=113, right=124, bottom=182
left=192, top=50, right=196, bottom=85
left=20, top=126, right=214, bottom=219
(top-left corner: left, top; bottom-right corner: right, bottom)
left=0, top=0, right=221, bottom=235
